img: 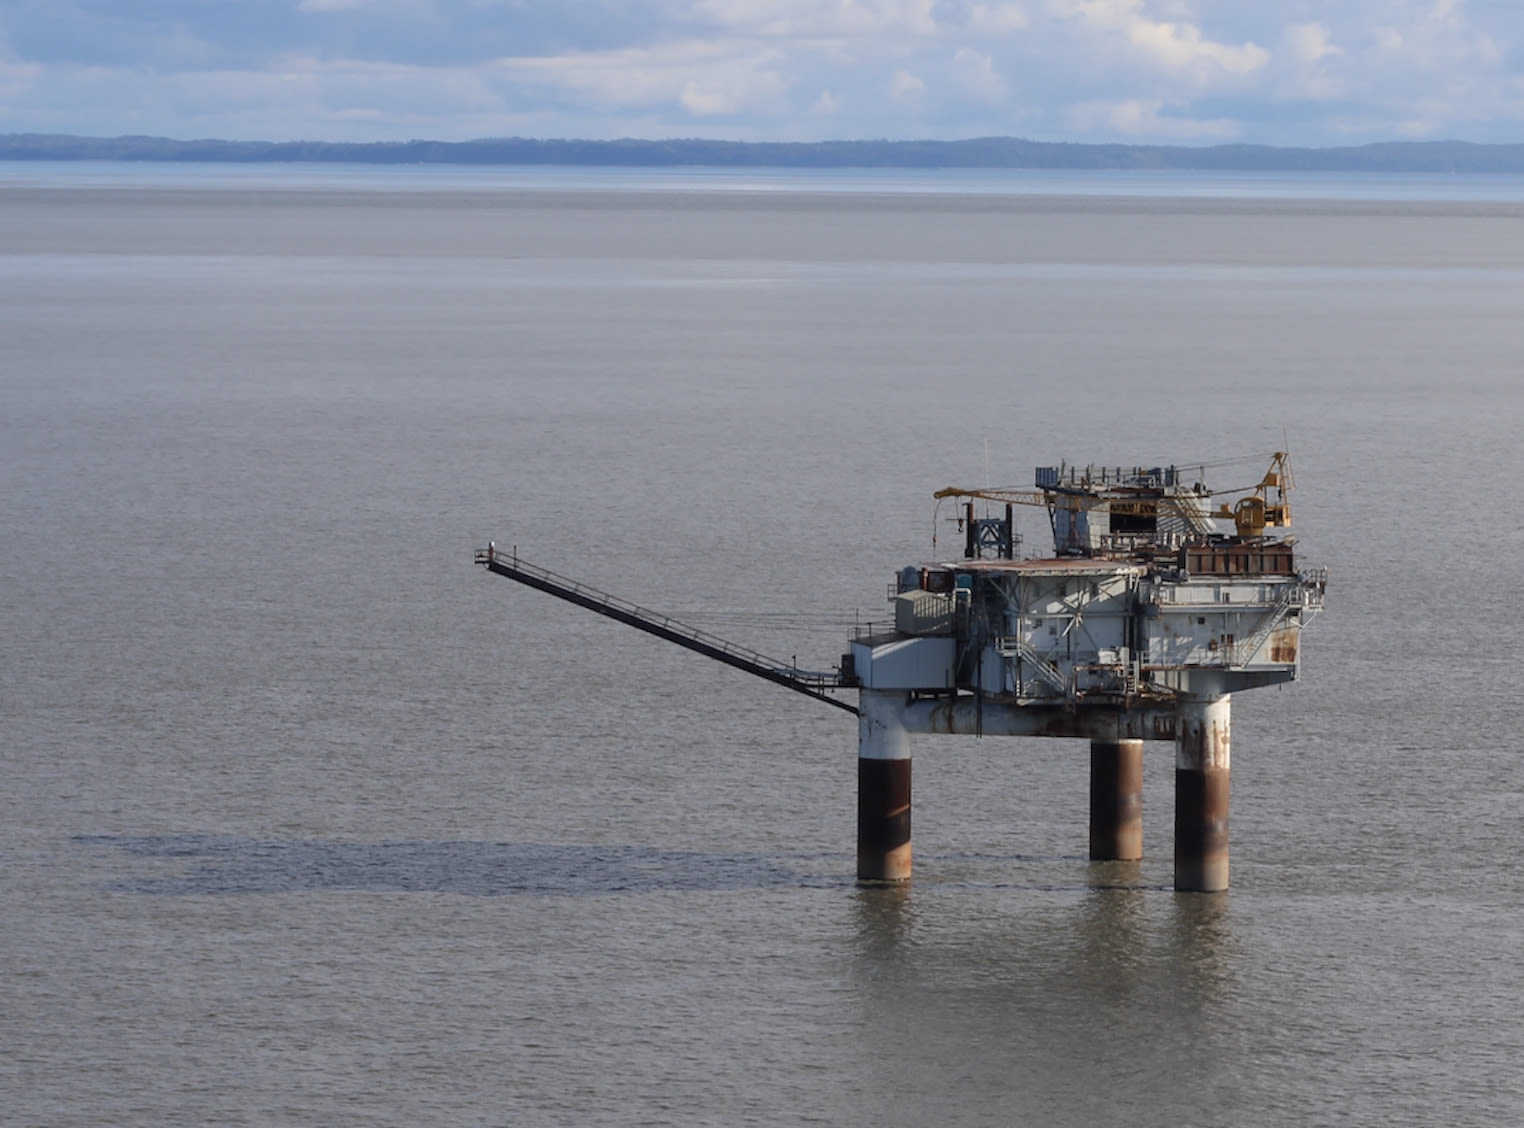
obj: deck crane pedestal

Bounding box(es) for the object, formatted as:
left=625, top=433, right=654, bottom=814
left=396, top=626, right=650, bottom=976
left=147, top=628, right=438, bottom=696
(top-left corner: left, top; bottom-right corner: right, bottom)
left=477, top=454, right=1324, bottom=892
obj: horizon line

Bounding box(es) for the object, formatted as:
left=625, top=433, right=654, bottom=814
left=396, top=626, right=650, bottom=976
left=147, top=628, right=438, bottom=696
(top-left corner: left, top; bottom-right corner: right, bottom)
left=6, top=131, right=1523, bottom=150
left=7, top=132, right=1524, bottom=173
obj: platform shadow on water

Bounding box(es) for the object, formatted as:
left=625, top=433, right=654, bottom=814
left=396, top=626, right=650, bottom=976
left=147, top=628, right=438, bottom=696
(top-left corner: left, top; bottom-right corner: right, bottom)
left=75, top=834, right=842, bottom=897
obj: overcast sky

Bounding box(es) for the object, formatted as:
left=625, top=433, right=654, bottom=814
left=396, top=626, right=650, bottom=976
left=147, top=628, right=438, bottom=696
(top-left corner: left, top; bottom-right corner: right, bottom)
left=2, top=0, right=1521, bottom=147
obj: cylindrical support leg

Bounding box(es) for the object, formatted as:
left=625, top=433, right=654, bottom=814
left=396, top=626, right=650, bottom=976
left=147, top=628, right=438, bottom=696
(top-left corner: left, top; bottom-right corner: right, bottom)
left=858, top=690, right=912, bottom=883
left=1090, top=738, right=1144, bottom=861
left=1175, top=696, right=1230, bottom=892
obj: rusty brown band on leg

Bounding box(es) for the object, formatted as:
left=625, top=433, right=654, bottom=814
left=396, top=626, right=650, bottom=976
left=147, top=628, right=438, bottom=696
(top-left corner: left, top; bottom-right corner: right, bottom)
left=857, top=757, right=911, bottom=883
left=1089, top=739, right=1144, bottom=861
left=1175, top=767, right=1230, bottom=892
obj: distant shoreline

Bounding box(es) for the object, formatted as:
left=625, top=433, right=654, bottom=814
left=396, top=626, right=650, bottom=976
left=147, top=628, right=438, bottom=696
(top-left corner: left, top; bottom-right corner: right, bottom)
left=8, top=133, right=1524, bottom=173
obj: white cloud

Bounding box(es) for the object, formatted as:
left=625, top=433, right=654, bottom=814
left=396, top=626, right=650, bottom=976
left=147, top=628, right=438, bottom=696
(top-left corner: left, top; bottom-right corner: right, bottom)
left=969, top=4, right=1028, bottom=34
left=810, top=89, right=840, bottom=114
left=1285, top=22, right=1340, bottom=65
left=297, top=0, right=374, bottom=12
left=952, top=47, right=1005, bottom=101
left=1366, top=0, right=1502, bottom=68
left=296, top=0, right=426, bottom=11
left=890, top=68, right=925, bottom=101
left=1067, top=96, right=1239, bottom=139
left=1049, top=0, right=1268, bottom=80
left=1265, top=2, right=1524, bottom=139
left=679, top=81, right=736, bottom=114
left=690, top=0, right=939, bottom=38
left=0, top=58, right=43, bottom=101
left=1431, top=0, right=1463, bottom=28
left=1276, top=22, right=1345, bottom=101
left=497, top=41, right=790, bottom=118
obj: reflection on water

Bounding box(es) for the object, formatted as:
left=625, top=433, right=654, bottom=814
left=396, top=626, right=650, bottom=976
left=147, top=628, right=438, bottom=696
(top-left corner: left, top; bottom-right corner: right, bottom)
left=1168, top=889, right=1239, bottom=1010
left=843, top=873, right=1249, bottom=1128
left=1075, top=879, right=1148, bottom=985
left=1083, top=857, right=1148, bottom=891
left=850, top=883, right=917, bottom=962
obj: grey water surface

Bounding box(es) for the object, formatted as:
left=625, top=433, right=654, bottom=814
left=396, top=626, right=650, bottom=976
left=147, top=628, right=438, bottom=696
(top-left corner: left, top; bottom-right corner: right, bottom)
left=4, top=165, right=1523, bottom=1126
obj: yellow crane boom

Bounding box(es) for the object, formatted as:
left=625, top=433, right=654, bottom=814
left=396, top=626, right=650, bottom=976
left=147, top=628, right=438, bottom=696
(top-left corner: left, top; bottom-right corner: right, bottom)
left=1211, top=452, right=1293, bottom=537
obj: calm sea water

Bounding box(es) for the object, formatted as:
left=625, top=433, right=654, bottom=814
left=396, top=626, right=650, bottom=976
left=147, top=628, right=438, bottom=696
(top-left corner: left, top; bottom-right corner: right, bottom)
left=4, top=163, right=1524, bottom=1126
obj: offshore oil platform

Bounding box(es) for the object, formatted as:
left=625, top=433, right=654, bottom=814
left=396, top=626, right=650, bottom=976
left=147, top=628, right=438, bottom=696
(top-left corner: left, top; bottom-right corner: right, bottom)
left=477, top=452, right=1325, bottom=892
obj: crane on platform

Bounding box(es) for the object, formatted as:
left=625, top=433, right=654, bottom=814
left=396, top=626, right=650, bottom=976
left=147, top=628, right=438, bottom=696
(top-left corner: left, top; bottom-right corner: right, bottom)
left=1212, top=451, right=1294, bottom=537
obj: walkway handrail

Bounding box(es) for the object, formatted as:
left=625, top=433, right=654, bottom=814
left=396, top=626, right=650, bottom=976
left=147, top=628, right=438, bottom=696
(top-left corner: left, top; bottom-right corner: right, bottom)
left=475, top=546, right=859, bottom=716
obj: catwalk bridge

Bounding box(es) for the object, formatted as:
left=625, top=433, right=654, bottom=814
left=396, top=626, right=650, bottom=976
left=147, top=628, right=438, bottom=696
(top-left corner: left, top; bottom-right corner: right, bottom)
left=475, top=545, right=857, bottom=715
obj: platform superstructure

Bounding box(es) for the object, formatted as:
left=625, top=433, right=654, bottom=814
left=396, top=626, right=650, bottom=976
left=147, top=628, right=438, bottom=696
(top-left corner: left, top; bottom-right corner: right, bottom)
left=853, top=453, right=1321, bottom=707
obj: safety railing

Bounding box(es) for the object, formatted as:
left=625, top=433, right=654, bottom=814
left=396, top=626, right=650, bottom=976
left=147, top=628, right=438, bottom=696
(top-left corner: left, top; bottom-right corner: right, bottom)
left=476, top=546, right=856, bottom=713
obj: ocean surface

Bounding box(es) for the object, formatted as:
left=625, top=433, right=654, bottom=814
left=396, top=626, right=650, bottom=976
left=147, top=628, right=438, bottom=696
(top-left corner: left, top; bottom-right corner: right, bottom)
left=4, top=162, right=1524, bottom=1126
